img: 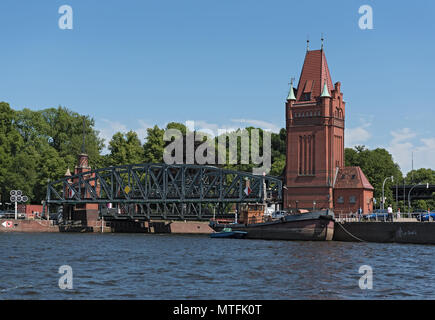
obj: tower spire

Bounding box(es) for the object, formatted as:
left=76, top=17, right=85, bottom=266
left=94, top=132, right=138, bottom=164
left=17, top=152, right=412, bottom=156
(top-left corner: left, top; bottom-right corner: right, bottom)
left=81, top=117, right=86, bottom=154
left=321, top=33, right=324, bottom=50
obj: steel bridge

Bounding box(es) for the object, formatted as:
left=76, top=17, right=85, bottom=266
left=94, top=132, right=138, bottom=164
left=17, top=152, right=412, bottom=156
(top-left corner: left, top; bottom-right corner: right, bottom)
left=391, top=184, right=435, bottom=201
left=46, top=163, right=282, bottom=220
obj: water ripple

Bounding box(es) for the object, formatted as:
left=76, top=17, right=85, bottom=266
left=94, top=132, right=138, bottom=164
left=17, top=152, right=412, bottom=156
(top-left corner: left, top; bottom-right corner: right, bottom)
left=1, top=233, right=435, bottom=299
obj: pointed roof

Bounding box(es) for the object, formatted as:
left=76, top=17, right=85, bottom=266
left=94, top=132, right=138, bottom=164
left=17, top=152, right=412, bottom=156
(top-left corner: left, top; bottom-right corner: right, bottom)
left=287, top=86, right=296, bottom=101
left=334, top=167, right=374, bottom=190
left=320, top=82, right=331, bottom=98
left=65, top=168, right=72, bottom=176
left=295, top=49, right=333, bottom=102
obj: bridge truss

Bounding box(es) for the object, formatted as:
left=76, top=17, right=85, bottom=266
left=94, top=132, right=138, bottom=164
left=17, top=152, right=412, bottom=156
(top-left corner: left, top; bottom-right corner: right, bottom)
left=46, top=163, right=282, bottom=220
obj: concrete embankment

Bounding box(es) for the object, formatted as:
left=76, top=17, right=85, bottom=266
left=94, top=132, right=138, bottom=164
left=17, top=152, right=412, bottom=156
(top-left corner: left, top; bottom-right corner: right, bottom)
left=148, top=220, right=213, bottom=234
left=0, top=218, right=213, bottom=234
left=334, top=221, right=435, bottom=244
left=0, top=219, right=59, bottom=232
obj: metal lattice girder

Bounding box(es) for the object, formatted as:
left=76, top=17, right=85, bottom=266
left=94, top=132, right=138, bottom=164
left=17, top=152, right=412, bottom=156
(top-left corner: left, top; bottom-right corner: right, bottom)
left=46, top=163, right=282, bottom=205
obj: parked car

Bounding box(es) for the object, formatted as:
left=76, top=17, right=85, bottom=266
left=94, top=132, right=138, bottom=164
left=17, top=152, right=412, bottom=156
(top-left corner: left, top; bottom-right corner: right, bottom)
left=0, top=211, right=16, bottom=219
left=412, top=209, right=427, bottom=219
left=363, top=209, right=389, bottom=221
left=416, top=212, right=435, bottom=222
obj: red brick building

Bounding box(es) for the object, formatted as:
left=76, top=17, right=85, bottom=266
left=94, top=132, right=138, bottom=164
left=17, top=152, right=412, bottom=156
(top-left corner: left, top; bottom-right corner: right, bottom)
left=63, top=152, right=100, bottom=224
left=284, top=47, right=373, bottom=213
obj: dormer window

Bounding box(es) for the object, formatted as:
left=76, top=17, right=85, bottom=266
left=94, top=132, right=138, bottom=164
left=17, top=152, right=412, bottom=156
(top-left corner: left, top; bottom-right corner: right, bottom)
left=302, top=93, right=311, bottom=101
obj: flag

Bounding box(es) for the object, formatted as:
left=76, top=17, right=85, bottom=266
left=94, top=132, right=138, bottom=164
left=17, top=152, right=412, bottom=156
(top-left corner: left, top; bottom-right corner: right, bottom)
left=244, top=186, right=251, bottom=196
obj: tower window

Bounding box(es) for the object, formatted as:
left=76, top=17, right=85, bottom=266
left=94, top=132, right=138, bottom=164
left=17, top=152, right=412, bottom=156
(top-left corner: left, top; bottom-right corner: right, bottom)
left=349, top=196, right=356, bottom=204
left=337, top=196, right=344, bottom=204
left=302, top=93, right=311, bottom=101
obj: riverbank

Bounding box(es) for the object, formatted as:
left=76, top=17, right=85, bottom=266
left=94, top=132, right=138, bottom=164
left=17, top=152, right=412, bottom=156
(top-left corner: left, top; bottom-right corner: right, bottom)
left=0, top=219, right=214, bottom=234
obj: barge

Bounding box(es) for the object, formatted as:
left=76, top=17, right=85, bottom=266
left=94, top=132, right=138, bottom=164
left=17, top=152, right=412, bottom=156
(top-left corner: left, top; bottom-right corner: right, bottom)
left=210, top=206, right=335, bottom=241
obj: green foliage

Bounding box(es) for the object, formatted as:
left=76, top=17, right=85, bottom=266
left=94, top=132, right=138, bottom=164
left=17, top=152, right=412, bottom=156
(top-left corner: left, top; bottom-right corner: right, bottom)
left=143, top=125, right=165, bottom=163
left=404, top=168, right=435, bottom=211
left=0, top=103, right=103, bottom=206
left=345, top=145, right=403, bottom=205
left=108, top=131, right=144, bottom=166
left=405, top=168, right=435, bottom=185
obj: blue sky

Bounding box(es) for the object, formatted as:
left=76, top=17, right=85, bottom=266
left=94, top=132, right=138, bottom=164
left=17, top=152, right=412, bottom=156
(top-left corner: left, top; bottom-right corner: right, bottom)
left=1, top=0, right=434, bottom=173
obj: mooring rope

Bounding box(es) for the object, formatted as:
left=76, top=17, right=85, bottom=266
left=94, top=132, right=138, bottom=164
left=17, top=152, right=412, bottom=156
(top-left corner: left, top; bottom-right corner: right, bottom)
left=336, top=221, right=367, bottom=242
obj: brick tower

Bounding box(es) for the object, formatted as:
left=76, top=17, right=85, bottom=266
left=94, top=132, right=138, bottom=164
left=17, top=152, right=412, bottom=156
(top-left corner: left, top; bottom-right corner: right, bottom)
left=284, top=45, right=373, bottom=213
left=63, top=119, right=100, bottom=225
left=72, top=152, right=99, bottom=224
left=284, top=47, right=345, bottom=211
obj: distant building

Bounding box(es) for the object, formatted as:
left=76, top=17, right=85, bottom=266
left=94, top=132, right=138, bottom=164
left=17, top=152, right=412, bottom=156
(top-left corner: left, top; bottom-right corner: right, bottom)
left=63, top=152, right=100, bottom=224
left=284, top=46, right=373, bottom=213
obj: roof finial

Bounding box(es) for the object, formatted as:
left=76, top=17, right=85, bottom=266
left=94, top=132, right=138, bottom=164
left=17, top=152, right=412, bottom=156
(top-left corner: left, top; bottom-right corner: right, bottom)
left=81, top=116, right=86, bottom=154
left=321, top=33, right=324, bottom=50
left=306, top=35, right=310, bottom=51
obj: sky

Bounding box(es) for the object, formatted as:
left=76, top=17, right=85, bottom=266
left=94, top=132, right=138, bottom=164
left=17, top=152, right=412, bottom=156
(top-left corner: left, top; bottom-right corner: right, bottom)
left=1, top=0, right=434, bottom=174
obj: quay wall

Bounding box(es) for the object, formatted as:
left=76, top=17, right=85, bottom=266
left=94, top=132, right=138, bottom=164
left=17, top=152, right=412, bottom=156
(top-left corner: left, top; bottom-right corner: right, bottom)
left=0, top=219, right=59, bottom=233
left=150, top=220, right=213, bottom=234
left=0, top=218, right=213, bottom=235
left=333, top=221, right=435, bottom=244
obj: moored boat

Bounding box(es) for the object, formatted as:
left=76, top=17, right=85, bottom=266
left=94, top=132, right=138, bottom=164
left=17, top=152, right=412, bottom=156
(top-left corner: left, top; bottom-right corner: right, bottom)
left=210, top=228, right=248, bottom=239
left=210, top=208, right=335, bottom=241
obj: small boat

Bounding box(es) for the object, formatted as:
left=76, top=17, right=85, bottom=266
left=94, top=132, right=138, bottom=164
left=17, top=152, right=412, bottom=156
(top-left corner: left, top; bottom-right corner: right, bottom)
left=210, top=227, right=248, bottom=239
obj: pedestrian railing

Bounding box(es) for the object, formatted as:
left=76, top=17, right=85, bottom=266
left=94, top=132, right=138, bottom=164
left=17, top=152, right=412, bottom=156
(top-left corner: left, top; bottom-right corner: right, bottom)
left=335, top=212, right=431, bottom=223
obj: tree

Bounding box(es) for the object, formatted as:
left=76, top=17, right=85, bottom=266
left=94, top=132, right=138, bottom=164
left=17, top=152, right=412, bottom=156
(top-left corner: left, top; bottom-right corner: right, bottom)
left=345, top=145, right=403, bottom=208
left=0, top=103, right=105, bottom=206
left=0, top=102, right=25, bottom=206
left=404, top=168, right=435, bottom=211
left=143, top=125, right=165, bottom=163
left=108, top=131, right=144, bottom=166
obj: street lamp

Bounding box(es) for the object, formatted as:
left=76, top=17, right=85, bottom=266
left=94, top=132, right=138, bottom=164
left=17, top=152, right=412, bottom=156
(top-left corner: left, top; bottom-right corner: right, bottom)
left=382, top=176, right=394, bottom=211
left=408, top=182, right=429, bottom=215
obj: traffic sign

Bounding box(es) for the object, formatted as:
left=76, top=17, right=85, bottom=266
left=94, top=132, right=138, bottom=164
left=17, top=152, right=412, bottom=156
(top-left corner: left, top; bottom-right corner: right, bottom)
left=1, top=221, right=13, bottom=228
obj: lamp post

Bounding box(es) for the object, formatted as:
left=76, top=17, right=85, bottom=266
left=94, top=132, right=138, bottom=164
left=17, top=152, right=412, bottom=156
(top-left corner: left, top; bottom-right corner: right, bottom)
left=381, top=176, right=394, bottom=211
left=408, top=182, right=429, bottom=215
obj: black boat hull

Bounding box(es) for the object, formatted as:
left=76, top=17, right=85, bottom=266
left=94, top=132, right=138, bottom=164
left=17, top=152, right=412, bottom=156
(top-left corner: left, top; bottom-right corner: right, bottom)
left=210, top=211, right=335, bottom=241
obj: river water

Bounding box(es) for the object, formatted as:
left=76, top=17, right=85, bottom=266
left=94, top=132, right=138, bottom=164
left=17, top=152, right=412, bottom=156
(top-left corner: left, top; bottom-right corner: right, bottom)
left=1, top=233, right=434, bottom=299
